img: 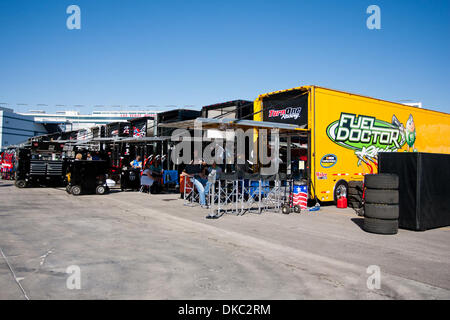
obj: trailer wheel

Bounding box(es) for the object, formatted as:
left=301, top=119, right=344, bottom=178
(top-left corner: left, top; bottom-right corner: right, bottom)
left=95, top=185, right=106, bottom=195
left=15, top=180, right=27, bottom=188
left=363, top=217, right=398, bottom=235
left=293, top=205, right=301, bottom=214
left=365, top=174, right=399, bottom=190
left=66, top=185, right=72, bottom=194
left=281, top=205, right=290, bottom=214
left=333, top=180, right=348, bottom=204
left=71, top=185, right=82, bottom=196
left=365, top=189, right=399, bottom=204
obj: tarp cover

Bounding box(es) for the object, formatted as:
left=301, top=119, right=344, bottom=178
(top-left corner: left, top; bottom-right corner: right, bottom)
left=379, top=152, right=450, bottom=231
left=262, top=90, right=308, bottom=127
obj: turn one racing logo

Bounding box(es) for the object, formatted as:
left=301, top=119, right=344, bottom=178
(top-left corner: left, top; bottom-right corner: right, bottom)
left=326, top=113, right=414, bottom=173
left=268, top=107, right=302, bottom=120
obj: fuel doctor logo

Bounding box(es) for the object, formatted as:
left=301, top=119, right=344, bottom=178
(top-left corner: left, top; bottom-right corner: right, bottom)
left=268, top=107, right=302, bottom=120
left=326, top=113, right=404, bottom=151
left=326, top=113, right=406, bottom=170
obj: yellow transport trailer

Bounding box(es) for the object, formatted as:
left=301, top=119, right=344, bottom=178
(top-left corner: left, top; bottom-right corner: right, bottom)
left=254, top=86, right=450, bottom=202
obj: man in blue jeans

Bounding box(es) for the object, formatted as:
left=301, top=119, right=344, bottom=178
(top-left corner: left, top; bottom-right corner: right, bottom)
left=193, top=177, right=210, bottom=207
left=192, top=162, right=210, bottom=207
left=193, top=162, right=222, bottom=207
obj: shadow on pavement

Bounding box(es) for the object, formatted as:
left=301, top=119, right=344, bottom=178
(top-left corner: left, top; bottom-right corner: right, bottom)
left=351, top=217, right=365, bottom=231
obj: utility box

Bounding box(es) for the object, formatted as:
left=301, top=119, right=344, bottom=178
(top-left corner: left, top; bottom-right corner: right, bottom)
left=379, top=152, right=450, bottom=231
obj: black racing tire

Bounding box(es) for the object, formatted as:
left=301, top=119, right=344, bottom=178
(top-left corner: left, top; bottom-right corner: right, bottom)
left=363, top=217, right=398, bottom=235
left=348, top=201, right=362, bottom=209
left=364, top=174, right=399, bottom=190
left=348, top=181, right=364, bottom=191
left=364, top=203, right=399, bottom=220
left=348, top=194, right=362, bottom=202
left=15, top=180, right=27, bottom=188
left=348, top=188, right=363, bottom=196
left=365, top=189, right=399, bottom=204
left=281, top=205, right=290, bottom=215
left=71, top=185, right=82, bottom=196
left=293, top=205, right=301, bottom=214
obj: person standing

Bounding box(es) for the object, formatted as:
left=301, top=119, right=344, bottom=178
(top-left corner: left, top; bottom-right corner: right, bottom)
left=130, top=156, right=142, bottom=169
left=140, top=162, right=154, bottom=193
left=193, top=162, right=222, bottom=208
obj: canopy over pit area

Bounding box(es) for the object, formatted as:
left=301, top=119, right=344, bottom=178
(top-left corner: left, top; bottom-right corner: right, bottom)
left=159, top=117, right=311, bottom=216
left=159, top=117, right=309, bottom=173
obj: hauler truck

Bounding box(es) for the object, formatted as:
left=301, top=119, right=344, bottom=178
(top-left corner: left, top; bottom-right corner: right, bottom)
left=254, top=86, right=450, bottom=202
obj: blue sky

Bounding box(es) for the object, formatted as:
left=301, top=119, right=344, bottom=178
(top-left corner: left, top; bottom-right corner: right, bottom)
left=0, top=0, right=449, bottom=114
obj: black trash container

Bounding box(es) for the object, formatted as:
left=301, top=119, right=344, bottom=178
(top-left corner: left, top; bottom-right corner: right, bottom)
left=120, top=167, right=141, bottom=191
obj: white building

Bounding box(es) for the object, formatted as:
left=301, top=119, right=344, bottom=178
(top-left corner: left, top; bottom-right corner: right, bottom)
left=20, top=110, right=159, bottom=131
left=0, top=107, right=48, bottom=150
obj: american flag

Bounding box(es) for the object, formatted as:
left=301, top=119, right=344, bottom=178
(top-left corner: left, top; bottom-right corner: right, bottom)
left=77, top=130, right=89, bottom=141
left=133, top=125, right=146, bottom=138
left=292, top=185, right=308, bottom=210
left=123, top=126, right=130, bottom=135
left=111, top=129, right=119, bottom=136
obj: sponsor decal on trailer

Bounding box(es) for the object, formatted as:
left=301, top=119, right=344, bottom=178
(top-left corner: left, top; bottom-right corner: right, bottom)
left=326, top=112, right=417, bottom=173
left=316, top=172, right=328, bottom=180
left=320, top=154, right=337, bottom=168
left=268, top=107, right=302, bottom=120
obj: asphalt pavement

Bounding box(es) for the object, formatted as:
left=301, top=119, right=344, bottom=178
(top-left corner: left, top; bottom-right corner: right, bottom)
left=0, top=180, right=449, bottom=299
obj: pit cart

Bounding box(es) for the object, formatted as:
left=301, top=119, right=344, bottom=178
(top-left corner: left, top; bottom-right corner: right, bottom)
left=65, top=160, right=110, bottom=195
left=120, top=166, right=141, bottom=191
left=15, top=148, right=67, bottom=188
left=281, top=179, right=308, bottom=214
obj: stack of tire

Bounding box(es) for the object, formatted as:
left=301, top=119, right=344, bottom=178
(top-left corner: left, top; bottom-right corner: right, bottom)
left=348, top=181, right=364, bottom=209
left=363, top=173, right=399, bottom=235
